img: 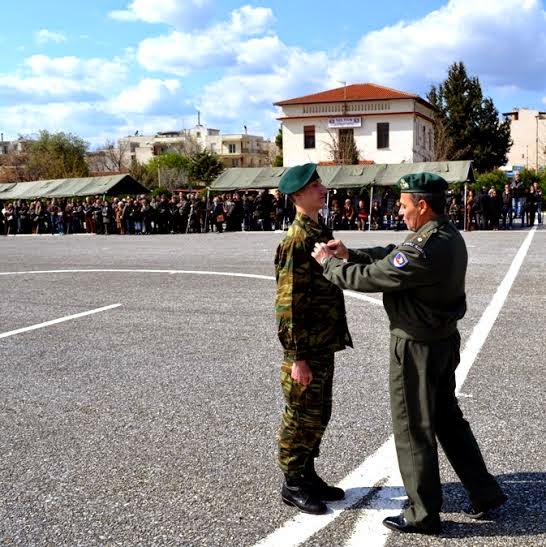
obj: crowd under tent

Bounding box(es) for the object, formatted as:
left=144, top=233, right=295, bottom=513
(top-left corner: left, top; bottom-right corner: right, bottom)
left=0, top=174, right=149, bottom=200
left=210, top=160, right=475, bottom=231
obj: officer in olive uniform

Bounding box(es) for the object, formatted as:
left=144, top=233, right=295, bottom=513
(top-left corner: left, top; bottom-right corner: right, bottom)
left=275, top=163, right=352, bottom=515
left=312, top=173, right=507, bottom=534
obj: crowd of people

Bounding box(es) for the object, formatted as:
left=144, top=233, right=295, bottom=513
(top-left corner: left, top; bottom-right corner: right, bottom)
left=1, top=175, right=542, bottom=236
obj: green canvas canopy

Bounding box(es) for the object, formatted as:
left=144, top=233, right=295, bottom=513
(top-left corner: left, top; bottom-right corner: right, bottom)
left=209, top=161, right=474, bottom=192
left=0, top=174, right=149, bottom=200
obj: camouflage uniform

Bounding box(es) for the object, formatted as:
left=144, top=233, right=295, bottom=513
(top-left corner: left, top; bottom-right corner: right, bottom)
left=275, top=212, right=352, bottom=476
left=322, top=215, right=504, bottom=528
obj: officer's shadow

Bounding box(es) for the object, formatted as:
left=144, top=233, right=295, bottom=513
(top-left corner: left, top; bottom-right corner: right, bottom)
left=343, top=471, right=546, bottom=540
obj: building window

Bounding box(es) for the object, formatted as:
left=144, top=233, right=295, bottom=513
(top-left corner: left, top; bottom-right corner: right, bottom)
left=377, top=123, right=389, bottom=149
left=228, top=143, right=237, bottom=153
left=304, top=125, right=316, bottom=149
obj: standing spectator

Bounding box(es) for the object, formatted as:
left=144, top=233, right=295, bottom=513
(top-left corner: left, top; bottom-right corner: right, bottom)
left=2, top=202, right=16, bottom=235
left=532, top=181, right=543, bottom=224
left=370, top=200, right=382, bottom=230
left=500, top=184, right=512, bottom=229
left=466, top=190, right=475, bottom=231
left=254, top=189, right=273, bottom=231
left=341, top=198, right=356, bottom=230
left=448, top=196, right=460, bottom=227
left=474, top=187, right=490, bottom=230
left=488, top=188, right=501, bottom=231
left=101, top=200, right=114, bottom=235
left=357, top=199, right=368, bottom=231
left=511, top=172, right=525, bottom=227
left=211, top=197, right=225, bottom=233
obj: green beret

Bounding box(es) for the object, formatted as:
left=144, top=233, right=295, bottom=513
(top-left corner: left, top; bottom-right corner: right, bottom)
left=397, top=172, right=448, bottom=193
left=279, top=163, right=320, bottom=195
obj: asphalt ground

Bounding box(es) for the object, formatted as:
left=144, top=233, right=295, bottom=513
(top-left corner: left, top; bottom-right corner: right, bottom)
left=0, top=225, right=545, bottom=547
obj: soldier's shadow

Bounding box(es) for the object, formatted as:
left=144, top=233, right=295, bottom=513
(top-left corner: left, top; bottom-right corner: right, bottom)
left=343, top=471, right=546, bottom=539
left=439, top=471, right=546, bottom=539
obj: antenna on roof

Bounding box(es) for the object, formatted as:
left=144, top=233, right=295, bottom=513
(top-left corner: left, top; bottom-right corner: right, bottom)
left=336, top=80, right=347, bottom=101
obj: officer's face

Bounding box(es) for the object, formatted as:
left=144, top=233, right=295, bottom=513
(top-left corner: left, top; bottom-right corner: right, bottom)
left=400, top=193, right=427, bottom=232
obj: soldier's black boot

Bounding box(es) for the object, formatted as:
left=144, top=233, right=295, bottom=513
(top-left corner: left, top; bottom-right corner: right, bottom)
left=281, top=475, right=328, bottom=515
left=303, top=459, right=345, bottom=501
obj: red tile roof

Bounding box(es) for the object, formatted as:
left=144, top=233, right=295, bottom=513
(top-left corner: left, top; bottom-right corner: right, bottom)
left=275, top=83, right=421, bottom=106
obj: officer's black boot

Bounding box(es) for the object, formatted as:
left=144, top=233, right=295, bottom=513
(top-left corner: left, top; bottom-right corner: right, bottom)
left=281, top=474, right=328, bottom=515
left=303, top=458, right=345, bottom=501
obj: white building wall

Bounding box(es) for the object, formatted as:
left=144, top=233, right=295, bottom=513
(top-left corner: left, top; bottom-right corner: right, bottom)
left=280, top=98, right=434, bottom=166
left=504, top=108, right=546, bottom=171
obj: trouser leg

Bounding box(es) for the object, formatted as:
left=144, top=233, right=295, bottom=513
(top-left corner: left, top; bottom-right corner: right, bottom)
left=278, top=354, right=334, bottom=476
left=389, top=335, right=442, bottom=527
left=435, top=333, right=504, bottom=508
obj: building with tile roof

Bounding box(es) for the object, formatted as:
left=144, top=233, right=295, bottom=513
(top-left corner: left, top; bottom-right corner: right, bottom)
left=274, top=83, right=435, bottom=166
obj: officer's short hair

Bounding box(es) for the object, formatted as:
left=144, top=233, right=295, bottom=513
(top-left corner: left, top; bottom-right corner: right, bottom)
left=410, top=192, right=446, bottom=215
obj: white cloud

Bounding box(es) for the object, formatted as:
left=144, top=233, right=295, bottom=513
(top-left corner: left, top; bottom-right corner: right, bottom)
left=107, top=78, right=181, bottom=114
left=136, top=5, right=275, bottom=75
left=109, top=0, right=213, bottom=30
left=329, top=0, right=546, bottom=97
left=35, top=29, right=67, bottom=45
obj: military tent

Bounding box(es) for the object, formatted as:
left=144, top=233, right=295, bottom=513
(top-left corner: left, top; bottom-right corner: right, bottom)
left=0, top=174, right=149, bottom=200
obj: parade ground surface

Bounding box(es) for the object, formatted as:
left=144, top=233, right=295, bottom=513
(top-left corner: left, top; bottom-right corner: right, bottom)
left=1, top=226, right=545, bottom=547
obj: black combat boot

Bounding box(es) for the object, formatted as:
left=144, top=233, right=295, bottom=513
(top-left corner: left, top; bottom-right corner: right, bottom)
left=303, top=459, right=345, bottom=501
left=281, top=475, right=328, bottom=515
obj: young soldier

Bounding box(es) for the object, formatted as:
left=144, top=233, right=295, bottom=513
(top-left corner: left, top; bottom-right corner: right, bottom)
left=312, top=172, right=507, bottom=534
left=275, top=163, right=352, bottom=515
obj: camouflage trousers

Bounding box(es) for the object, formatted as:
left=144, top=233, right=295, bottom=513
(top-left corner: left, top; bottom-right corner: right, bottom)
left=278, top=354, right=334, bottom=475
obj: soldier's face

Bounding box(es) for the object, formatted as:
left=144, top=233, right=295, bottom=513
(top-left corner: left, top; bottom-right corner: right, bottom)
left=295, top=179, right=327, bottom=211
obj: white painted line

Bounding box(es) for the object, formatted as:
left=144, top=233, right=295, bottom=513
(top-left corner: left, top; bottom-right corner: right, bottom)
left=0, top=269, right=384, bottom=305
left=0, top=303, right=121, bottom=339
left=345, top=470, right=406, bottom=547
left=455, top=226, right=536, bottom=393
left=254, top=227, right=536, bottom=547
left=254, top=438, right=397, bottom=547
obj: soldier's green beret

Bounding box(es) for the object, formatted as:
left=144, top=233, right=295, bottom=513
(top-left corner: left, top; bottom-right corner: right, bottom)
left=397, top=172, right=448, bottom=193
left=279, top=163, right=320, bottom=195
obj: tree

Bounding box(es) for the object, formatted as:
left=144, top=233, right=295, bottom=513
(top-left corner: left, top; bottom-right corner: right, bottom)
left=427, top=62, right=512, bottom=173
left=27, top=130, right=90, bottom=180
left=323, top=128, right=360, bottom=164
left=147, top=151, right=191, bottom=190
left=187, top=150, right=224, bottom=185
left=273, top=127, right=283, bottom=167
left=88, top=139, right=130, bottom=174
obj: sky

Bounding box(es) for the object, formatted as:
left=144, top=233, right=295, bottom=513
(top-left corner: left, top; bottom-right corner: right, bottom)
left=1, top=0, right=545, bottom=149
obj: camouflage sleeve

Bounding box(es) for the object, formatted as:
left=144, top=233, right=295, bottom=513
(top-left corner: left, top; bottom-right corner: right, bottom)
left=275, top=238, right=312, bottom=361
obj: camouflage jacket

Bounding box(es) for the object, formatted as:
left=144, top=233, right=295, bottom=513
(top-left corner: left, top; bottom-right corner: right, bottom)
left=322, top=215, right=467, bottom=341
left=275, top=212, right=352, bottom=361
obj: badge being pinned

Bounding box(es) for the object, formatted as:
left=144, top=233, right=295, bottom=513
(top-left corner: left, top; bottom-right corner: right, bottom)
left=393, top=251, right=409, bottom=268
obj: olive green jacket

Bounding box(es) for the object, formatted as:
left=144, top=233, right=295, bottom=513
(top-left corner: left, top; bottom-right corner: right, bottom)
left=275, top=213, right=352, bottom=361
left=322, top=215, right=467, bottom=341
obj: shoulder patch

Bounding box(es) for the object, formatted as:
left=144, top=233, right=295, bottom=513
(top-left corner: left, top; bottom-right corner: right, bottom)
left=392, top=251, right=409, bottom=268
left=402, top=241, right=427, bottom=258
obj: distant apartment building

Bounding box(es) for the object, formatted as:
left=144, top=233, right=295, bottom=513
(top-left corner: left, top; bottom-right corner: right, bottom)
left=274, top=83, right=435, bottom=167
left=0, top=135, right=28, bottom=155
left=119, top=124, right=274, bottom=169
left=503, top=108, right=546, bottom=171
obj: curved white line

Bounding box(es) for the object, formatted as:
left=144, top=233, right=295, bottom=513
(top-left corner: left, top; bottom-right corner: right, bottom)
left=0, top=269, right=384, bottom=305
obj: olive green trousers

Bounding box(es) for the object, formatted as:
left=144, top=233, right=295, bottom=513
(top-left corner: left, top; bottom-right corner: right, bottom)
left=278, top=354, right=334, bottom=475
left=390, top=331, right=504, bottom=527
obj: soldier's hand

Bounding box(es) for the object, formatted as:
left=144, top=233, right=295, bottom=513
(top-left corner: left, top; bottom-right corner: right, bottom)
left=291, top=360, right=313, bottom=386
left=326, top=239, right=349, bottom=260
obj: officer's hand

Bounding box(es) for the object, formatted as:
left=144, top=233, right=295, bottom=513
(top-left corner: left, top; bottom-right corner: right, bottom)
left=326, top=239, right=349, bottom=259
left=311, top=242, right=335, bottom=265
left=291, top=360, right=313, bottom=386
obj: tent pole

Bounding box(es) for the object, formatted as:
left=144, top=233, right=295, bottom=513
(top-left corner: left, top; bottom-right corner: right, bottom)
left=463, top=182, right=467, bottom=231
left=204, top=186, right=210, bottom=233
left=368, top=184, right=373, bottom=232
